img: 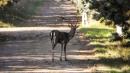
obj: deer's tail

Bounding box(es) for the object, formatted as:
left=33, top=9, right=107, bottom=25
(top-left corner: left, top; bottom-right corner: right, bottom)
left=50, top=31, right=53, bottom=41
left=50, top=31, right=56, bottom=43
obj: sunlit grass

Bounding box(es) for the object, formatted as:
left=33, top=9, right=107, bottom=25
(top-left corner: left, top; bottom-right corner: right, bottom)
left=80, top=28, right=114, bottom=38
left=80, top=21, right=114, bottom=38
left=0, top=21, right=13, bottom=27
left=80, top=21, right=130, bottom=72
left=97, top=65, right=130, bottom=73
left=93, top=40, right=130, bottom=61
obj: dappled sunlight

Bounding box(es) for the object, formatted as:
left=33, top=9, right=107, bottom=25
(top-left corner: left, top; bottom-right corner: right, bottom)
left=0, top=0, right=105, bottom=72
left=96, top=65, right=122, bottom=72
left=80, top=28, right=114, bottom=38
left=24, top=0, right=81, bottom=27
left=0, top=21, right=13, bottom=27
left=0, top=55, right=51, bottom=60
left=80, top=22, right=130, bottom=72
left=96, top=64, right=130, bottom=72
left=0, top=53, right=97, bottom=72
left=0, top=27, right=96, bottom=72
left=69, top=49, right=95, bottom=55
left=0, top=0, right=80, bottom=27
left=69, top=55, right=97, bottom=60
left=0, top=31, right=97, bottom=72
left=1, top=68, right=94, bottom=73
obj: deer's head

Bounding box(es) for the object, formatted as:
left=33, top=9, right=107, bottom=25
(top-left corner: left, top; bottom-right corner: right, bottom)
left=68, top=24, right=79, bottom=39
left=68, top=23, right=79, bottom=30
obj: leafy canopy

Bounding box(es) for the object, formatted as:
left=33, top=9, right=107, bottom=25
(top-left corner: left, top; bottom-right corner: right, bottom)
left=88, top=0, right=130, bottom=27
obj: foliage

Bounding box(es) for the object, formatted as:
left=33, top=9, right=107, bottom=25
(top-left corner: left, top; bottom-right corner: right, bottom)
left=84, top=0, right=130, bottom=36
left=0, top=0, right=43, bottom=27
left=0, top=0, right=19, bottom=26
left=88, top=0, right=130, bottom=24
left=71, top=0, right=84, bottom=13
left=0, top=0, right=18, bottom=7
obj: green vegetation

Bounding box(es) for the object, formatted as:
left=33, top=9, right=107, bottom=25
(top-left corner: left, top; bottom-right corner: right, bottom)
left=80, top=28, right=113, bottom=38
left=80, top=21, right=130, bottom=73
left=77, top=0, right=130, bottom=41
left=0, top=21, right=12, bottom=27
left=15, top=0, right=43, bottom=17
left=71, top=0, right=84, bottom=13
left=0, top=0, right=44, bottom=27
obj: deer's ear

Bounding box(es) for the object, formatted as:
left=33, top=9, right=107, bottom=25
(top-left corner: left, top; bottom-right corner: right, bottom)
left=75, top=24, right=79, bottom=28
left=68, top=23, right=73, bottom=27
left=68, top=24, right=71, bottom=27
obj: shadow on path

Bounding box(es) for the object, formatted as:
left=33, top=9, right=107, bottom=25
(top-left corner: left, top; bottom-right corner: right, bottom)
left=23, top=0, right=81, bottom=27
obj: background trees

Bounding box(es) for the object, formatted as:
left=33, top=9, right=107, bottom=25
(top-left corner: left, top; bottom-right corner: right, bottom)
left=0, top=0, right=43, bottom=27
left=0, top=0, right=19, bottom=25
left=87, top=0, right=130, bottom=38
left=0, top=0, right=18, bottom=7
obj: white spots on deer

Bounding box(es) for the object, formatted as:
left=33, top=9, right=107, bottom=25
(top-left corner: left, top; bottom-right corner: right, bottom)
left=53, top=32, right=56, bottom=44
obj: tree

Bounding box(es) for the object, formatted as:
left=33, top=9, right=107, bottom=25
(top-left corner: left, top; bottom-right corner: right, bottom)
left=0, top=0, right=18, bottom=7
left=87, top=0, right=130, bottom=39
left=0, top=0, right=19, bottom=24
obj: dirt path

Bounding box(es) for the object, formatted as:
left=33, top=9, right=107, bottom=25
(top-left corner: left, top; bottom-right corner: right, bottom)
left=0, top=27, right=97, bottom=73
left=0, top=0, right=97, bottom=73
left=26, top=0, right=79, bottom=26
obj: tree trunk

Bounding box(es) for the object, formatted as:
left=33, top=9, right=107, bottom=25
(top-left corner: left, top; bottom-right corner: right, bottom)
left=82, top=11, right=89, bottom=27
left=116, top=25, right=123, bottom=37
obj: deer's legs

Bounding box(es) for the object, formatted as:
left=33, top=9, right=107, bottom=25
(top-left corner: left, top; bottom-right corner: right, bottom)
left=52, top=43, right=56, bottom=62
left=60, top=43, right=63, bottom=61
left=64, top=43, right=67, bottom=61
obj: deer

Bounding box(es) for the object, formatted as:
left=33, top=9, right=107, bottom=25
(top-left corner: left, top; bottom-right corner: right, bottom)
left=49, top=20, right=79, bottom=61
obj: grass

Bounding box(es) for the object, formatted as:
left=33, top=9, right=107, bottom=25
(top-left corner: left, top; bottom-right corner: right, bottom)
left=80, top=21, right=114, bottom=38
left=79, top=21, right=130, bottom=73
left=0, top=21, right=12, bottom=27
left=80, top=28, right=113, bottom=38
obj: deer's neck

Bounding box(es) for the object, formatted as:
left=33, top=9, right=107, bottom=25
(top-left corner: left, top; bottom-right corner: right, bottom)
left=69, top=28, right=76, bottom=40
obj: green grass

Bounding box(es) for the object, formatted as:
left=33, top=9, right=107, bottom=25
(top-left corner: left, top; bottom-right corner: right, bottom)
left=80, top=21, right=114, bottom=38
left=79, top=21, right=130, bottom=73
left=80, top=28, right=114, bottom=38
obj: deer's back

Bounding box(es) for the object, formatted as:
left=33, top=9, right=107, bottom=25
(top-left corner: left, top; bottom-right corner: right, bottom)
left=50, top=30, right=70, bottom=43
